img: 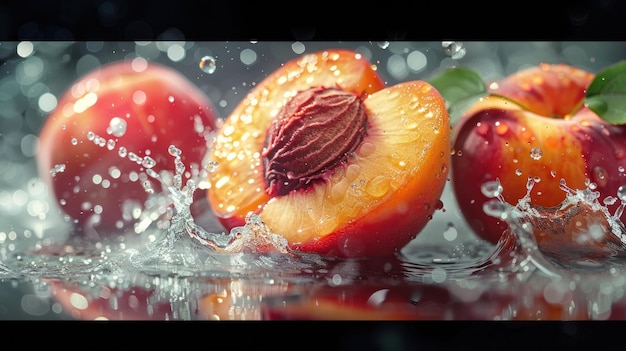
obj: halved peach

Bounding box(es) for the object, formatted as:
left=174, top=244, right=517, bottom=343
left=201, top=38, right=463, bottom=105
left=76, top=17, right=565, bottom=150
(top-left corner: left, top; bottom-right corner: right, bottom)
left=207, top=49, right=450, bottom=258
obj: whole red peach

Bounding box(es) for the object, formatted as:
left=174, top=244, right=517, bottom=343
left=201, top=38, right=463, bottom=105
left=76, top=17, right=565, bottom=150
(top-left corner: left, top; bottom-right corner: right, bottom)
left=451, top=63, right=626, bottom=244
left=37, top=60, right=218, bottom=239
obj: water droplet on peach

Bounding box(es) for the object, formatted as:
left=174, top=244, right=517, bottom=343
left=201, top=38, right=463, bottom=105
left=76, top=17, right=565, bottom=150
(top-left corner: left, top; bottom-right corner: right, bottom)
left=618, top=186, right=626, bottom=202
left=143, top=180, right=154, bottom=193
left=345, top=164, right=361, bottom=182
left=365, top=175, right=389, bottom=198
left=168, top=145, right=182, bottom=156
left=107, top=117, right=127, bottom=137
left=118, top=146, right=127, bottom=158
left=494, top=121, right=508, bottom=135
left=475, top=122, right=489, bottom=137
left=49, top=164, right=66, bottom=177
left=141, top=156, right=156, bottom=169
left=481, top=179, right=503, bottom=199
left=108, top=166, right=121, bottom=179
left=91, top=174, right=102, bottom=185
left=593, top=166, right=608, bottom=187
left=530, top=147, right=542, bottom=160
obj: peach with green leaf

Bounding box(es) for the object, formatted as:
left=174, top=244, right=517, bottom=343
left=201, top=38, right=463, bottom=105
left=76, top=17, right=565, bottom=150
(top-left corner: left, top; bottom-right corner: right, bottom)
left=435, top=62, right=626, bottom=244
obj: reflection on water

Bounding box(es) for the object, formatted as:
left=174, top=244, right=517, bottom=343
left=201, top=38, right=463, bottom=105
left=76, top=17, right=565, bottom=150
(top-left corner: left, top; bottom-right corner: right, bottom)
left=3, top=41, right=626, bottom=320
left=5, top=169, right=626, bottom=320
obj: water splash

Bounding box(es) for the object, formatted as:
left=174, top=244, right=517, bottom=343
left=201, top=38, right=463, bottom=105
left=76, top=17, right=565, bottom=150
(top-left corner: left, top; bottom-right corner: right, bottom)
left=402, top=176, right=626, bottom=287
left=125, top=145, right=323, bottom=276
left=482, top=177, right=626, bottom=274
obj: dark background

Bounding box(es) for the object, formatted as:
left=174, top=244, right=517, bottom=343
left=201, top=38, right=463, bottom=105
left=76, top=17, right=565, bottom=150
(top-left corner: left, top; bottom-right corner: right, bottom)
left=0, top=0, right=624, bottom=346
left=1, top=0, right=625, bottom=41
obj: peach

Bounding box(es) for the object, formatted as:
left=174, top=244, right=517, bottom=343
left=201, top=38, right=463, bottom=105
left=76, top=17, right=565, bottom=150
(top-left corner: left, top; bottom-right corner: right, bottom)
left=37, top=60, right=218, bottom=239
left=451, top=63, right=626, bottom=244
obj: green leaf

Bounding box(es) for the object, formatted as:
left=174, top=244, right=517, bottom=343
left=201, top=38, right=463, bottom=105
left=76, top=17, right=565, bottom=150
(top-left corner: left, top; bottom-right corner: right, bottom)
left=429, top=67, right=487, bottom=125
left=585, top=60, right=626, bottom=124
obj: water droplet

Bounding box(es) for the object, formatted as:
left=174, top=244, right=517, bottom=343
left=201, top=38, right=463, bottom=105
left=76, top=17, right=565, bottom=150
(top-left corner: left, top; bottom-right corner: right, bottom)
left=128, top=152, right=142, bottom=164
left=175, top=157, right=185, bottom=175
left=193, top=115, right=205, bottom=133
left=94, top=136, right=106, bottom=147
left=70, top=138, right=78, bottom=145
left=146, top=168, right=159, bottom=179
left=482, top=200, right=509, bottom=220
left=526, top=176, right=535, bottom=191
left=604, top=196, right=618, bottom=206
left=358, top=142, right=376, bottom=157
left=515, top=169, right=522, bottom=176
left=118, top=146, right=128, bottom=158
left=443, top=223, right=458, bottom=241
left=377, top=41, right=390, bottom=49
left=618, top=186, right=626, bottom=202
left=530, top=147, right=542, bottom=160
left=106, top=139, right=116, bottom=150
left=481, top=179, right=503, bottom=199
left=168, top=145, right=182, bottom=157
left=141, top=156, right=156, bottom=169
left=365, top=175, right=389, bottom=198
left=442, top=41, right=466, bottom=59
left=614, top=186, right=626, bottom=218
left=204, top=161, right=219, bottom=174
left=494, top=121, right=508, bottom=135
left=49, top=164, right=66, bottom=177
left=143, top=180, right=154, bottom=194
left=593, top=166, right=608, bottom=187
left=107, top=117, right=127, bottom=137
left=199, top=56, right=217, bottom=74
left=108, top=166, right=121, bottom=179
